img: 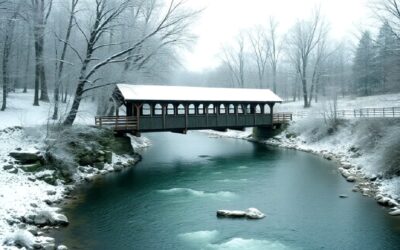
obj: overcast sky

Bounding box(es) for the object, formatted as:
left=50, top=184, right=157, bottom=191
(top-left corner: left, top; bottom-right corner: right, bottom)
left=181, top=0, right=375, bottom=72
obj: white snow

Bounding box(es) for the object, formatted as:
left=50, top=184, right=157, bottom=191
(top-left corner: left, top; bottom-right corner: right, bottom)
left=0, top=90, right=96, bottom=129
left=204, top=93, right=400, bottom=215
left=0, top=90, right=145, bottom=248
left=117, top=84, right=283, bottom=103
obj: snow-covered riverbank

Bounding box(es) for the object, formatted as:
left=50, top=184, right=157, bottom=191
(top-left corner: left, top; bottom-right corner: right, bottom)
left=203, top=93, right=400, bottom=217
left=0, top=91, right=152, bottom=249
left=0, top=126, right=150, bottom=249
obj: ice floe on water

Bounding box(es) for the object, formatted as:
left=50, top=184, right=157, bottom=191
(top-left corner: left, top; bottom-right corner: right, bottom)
left=178, top=230, right=293, bottom=250
left=209, top=238, right=293, bottom=250
left=178, top=230, right=219, bottom=245
left=216, top=179, right=248, bottom=183
left=157, top=188, right=236, bottom=199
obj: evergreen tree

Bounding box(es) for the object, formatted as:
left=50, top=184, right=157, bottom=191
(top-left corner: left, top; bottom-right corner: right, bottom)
left=376, top=21, right=400, bottom=93
left=353, top=31, right=379, bottom=96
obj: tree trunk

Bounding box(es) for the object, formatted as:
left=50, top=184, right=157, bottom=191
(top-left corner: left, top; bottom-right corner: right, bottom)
left=32, top=0, right=49, bottom=104
left=272, top=64, right=277, bottom=93
left=52, top=0, right=76, bottom=120
left=1, top=11, right=18, bottom=111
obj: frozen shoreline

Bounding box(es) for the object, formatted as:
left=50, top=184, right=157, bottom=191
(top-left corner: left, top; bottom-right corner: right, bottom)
left=0, top=127, right=150, bottom=249
left=202, top=127, right=400, bottom=216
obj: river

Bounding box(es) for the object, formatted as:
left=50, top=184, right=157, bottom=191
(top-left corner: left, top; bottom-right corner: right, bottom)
left=53, top=132, right=400, bottom=250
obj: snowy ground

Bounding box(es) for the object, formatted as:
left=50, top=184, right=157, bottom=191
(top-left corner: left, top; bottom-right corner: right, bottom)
left=0, top=90, right=150, bottom=249
left=204, top=93, right=400, bottom=216
left=277, top=93, right=400, bottom=117
left=0, top=90, right=96, bottom=130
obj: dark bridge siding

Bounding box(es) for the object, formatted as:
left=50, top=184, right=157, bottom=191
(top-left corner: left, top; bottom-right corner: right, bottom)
left=138, top=114, right=272, bottom=132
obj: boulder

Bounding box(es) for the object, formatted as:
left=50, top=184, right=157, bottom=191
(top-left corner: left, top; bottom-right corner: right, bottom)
left=245, top=208, right=265, bottom=219
left=104, top=151, right=113, bottom=164
left=51, top=213, right=69, bottom=226
left=389, top=209, right=400, bottom=216
left=113, top=164, right=123, bottom=172
left=217, top=210, right=246, bottom=218
left=339, top=194, right=348, bottom=198
left=346, top=176, right=356, bottom=182
left=57, top=245, right=68, bottom=250
left=216, top=208, right=265, bottom=219
left=20, top=162, right=42, bottom=172
left=3, top=164, right=14, bottom=170
left=8, top=168, right=18, bottom=174
left=9, top=151, right=42, bottom=164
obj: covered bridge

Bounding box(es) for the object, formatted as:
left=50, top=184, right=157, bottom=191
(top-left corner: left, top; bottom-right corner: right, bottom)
left=95, top=84, right=291, bottom=136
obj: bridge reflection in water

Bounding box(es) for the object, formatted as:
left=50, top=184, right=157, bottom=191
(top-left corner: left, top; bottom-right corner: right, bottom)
left=95, top=84, right=292, bottom=136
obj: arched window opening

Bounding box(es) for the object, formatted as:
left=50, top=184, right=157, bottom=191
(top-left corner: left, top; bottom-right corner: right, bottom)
left=154, top=104, right=162, bottom=115
left=246, top=104, right=251, bottom=114
left=142, top=104, right=151, bottom=116
left=255, top=104, right=261, bottom=114
left=178, top=104, right=185, bottom=115
left=198, top=104, right=204, bottom=114
left=188, top=104, right=196, bottom=115
left=208, top=104, right=215, bottom=114
left=219, top=104, right=226, bottom=114
left=264, top=104, right=270, bottom=114
left=237, top=104, right=244, bottom=114
left=167, top=104, right=175, bottom=115
left=228, top=104, right=235, bottom=114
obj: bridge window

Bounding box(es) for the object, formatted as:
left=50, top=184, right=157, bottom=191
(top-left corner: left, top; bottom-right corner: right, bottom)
left=237, top=104, right=244, bottom=114
left=154, top=104, right=162, bottom=115
left=188, top=104, right=196, bottom=115
left=228, top=104, right=235, bottom=114
left=167, top=104, right=175, bottom=115
left=219, top=104, right=226, bottom=114
left=255, top=104, right=261, bottom=114
left=208, top=104, right=215, bottom=114
left=197, top=104, right=204, bottom=114
left=178, top=104, right=185, bottom=115
left=246, top=104, right=251, bottom=114
left=264, top=104, right=270, bottom=114
left=142, top=104, right=151, bottom=116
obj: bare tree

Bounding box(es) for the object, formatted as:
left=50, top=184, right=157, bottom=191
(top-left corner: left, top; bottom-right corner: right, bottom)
left=52, top=0, right=78, bottom=120
left=1, top=0, right=22, bottom=111
left=267, top=17, right=281, bottom=93
left=31, top=0, right=53, bottom=105
left=248, top=27, right=269, bottom=88
left=222, top=34, right=246, bottom=88
left=62, top=0, right=199, bottom=125
left=287, top=8, right=328, bottom=108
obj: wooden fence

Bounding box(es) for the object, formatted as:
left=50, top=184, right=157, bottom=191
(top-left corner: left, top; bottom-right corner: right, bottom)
left=95, top=116, right=138, bottom=131
left=291, top=107, right=400, bottom=119
left=273, top=113, right=293, bottom=123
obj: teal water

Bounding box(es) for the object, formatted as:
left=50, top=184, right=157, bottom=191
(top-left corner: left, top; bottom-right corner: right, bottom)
left=53, top=132, right=400, bottom=250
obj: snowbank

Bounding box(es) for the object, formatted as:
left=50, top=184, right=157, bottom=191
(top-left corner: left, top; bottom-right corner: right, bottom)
left=205, top=93, right=400, bottom=216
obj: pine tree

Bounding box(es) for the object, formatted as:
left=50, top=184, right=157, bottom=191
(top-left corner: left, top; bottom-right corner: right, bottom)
left=353, top=31, right=379, bottom=96
left=376, top=21, right=400, bottom=93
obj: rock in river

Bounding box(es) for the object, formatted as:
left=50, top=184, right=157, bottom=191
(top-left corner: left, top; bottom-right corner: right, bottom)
left=216, top=208, right=265, bottom=219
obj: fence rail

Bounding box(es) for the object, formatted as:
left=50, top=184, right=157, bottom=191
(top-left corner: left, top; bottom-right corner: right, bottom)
left=273, top=113, right=293, bottom=124
left=95, top=116, right=138, bottom=131
left=291, top=107, right=400, bottom=119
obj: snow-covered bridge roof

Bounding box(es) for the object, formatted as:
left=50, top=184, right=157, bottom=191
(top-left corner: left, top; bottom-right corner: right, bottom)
left=116, top=84, right=283, bottom=103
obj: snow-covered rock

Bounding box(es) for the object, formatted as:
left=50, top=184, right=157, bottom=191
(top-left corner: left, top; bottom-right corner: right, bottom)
left=3, top=230, right=35, bottom=249
left=216, top=208, right=265, bottom=219
left=245, top=208, right=265, bottom=219
left=217, top=210, right=247, bottom=218
left=389, top=209, right=400, bottom=216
